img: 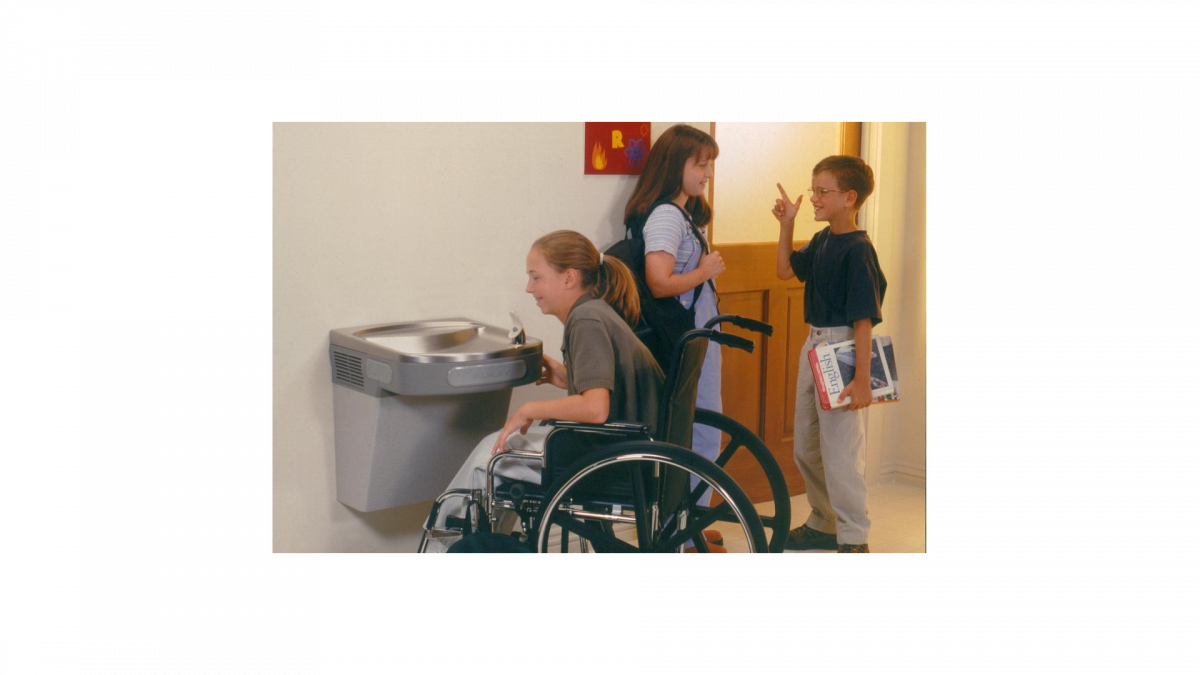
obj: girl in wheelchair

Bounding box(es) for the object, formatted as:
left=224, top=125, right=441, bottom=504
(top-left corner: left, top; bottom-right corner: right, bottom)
left=430, top=230, right=665, bottom=546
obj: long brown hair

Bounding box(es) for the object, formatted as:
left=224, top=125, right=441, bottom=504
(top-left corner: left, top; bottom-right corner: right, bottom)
left=532, top=230, right=641, bottom=327
left=624, top=124, right=719, bottom=235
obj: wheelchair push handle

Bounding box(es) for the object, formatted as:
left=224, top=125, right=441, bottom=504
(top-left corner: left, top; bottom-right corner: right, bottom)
left=703, top=314, right=774, bottom=336
left=709, top=331, right=755, bottom=354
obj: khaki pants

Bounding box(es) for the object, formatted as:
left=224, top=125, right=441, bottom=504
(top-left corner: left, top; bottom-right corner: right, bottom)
left=794, top=325, right=870, bottom=545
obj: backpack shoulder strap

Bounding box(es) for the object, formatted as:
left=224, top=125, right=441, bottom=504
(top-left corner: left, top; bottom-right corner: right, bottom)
left=648, top=200, right=717, bottom=308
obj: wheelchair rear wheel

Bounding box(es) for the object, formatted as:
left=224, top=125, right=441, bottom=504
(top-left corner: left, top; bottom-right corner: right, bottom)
left=534, top=441, right=768, bottom=553
left=694, top=408, right=793, bottom=553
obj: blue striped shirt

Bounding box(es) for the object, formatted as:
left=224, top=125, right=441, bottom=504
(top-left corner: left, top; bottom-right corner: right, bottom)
left=641, top=204, right=718, bottom=324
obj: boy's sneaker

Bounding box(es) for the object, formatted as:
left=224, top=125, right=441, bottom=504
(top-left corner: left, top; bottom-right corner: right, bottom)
left=784, top=524, right=838, bottom=551
left=836, top=543, right=870, bottom=553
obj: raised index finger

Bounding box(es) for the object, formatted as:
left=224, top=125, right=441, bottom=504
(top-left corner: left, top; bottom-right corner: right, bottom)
left=776, top=183, right=792, bottom=203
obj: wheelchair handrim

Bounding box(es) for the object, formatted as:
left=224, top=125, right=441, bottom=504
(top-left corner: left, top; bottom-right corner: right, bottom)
left=536, top=451, right=758, bottom=553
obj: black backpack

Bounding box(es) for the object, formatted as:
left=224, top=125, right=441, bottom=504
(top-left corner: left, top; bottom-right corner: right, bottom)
left=604, top=201, right=717, bottom=371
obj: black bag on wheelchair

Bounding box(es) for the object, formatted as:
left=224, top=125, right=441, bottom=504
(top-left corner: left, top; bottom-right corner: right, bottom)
left=542, top=421, right=652, bottom=507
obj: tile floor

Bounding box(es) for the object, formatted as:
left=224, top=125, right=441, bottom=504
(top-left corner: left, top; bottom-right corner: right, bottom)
left=427, top=480, right=925, bottom=553
left=716, top=480, right=926, bottom=553
left=549, top=480, right=925, bottom=553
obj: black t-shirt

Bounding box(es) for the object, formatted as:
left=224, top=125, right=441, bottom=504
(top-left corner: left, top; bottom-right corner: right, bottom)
left=789, top=227, right=887, bottom=328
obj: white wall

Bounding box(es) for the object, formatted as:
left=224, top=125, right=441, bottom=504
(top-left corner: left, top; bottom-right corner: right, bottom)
left=862, top=122, right=927, bottom=485
left=273, top=122, right=698, bottom=552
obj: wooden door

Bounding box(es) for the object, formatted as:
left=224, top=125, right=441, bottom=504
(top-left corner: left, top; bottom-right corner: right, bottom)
left=707, top=123, right=861, bottom=503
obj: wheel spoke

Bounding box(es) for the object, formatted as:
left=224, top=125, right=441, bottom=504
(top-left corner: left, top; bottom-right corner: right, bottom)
left=758, top=515, right=787, bottom=530
left=713, top=435, right=742, bottom=468
left=686, top=437, right=741, bottom=507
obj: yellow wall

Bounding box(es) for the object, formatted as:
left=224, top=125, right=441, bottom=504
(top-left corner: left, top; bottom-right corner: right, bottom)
left=711, top=123, right=841, bottom=244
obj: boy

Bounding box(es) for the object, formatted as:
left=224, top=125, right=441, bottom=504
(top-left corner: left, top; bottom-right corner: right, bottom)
left=772, top=155, right=886, bottom=553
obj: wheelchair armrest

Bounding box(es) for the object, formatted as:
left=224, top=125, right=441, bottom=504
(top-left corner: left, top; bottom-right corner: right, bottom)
left=545, top=420, right=651, bottom=437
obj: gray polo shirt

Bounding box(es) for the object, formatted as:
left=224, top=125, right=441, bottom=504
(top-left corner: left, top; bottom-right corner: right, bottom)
left=561, top=295, right=665, bottom=435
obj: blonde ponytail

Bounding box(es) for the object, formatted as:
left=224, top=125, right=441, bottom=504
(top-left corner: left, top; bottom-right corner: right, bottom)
left=599, top=255, right=640, bottom=327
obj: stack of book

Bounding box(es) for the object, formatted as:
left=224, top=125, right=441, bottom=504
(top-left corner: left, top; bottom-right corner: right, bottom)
left=807, top=335, right=900, bottom=410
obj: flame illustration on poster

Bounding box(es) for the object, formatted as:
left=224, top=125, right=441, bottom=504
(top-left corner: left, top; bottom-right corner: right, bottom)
left=592, top=141, right=608, bottom=171
left=584, top=122, right=650, bottom=175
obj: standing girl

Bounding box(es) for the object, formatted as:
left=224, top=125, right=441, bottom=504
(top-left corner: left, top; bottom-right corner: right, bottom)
left=624, top=124, right=726, bottom=509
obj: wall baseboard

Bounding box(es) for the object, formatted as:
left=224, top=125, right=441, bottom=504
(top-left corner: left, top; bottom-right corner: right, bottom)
left=879, top=460, right=925, bottom=487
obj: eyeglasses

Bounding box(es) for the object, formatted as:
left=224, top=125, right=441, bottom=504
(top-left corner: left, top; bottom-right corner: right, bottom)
left=807, top=188, right=849, bottom=198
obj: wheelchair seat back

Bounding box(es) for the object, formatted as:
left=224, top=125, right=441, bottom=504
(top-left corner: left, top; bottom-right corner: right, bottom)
left=656, top=330, right=711, bottom=448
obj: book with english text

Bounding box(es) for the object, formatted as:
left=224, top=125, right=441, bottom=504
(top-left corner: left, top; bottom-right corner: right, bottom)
left=807, top=335, right=900, bottom=410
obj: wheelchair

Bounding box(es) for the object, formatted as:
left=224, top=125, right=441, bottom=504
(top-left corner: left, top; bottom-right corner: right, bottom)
left=419, top=314, right=792, bottom=553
